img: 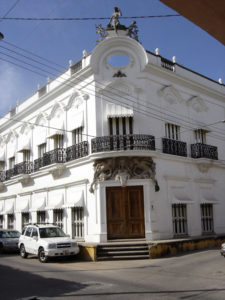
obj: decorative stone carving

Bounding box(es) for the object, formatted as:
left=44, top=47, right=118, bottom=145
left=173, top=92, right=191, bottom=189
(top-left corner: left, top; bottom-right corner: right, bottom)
left=186, top=96, right=208, bottom=113
left=95, top=7, right=139, bottom=43
left=89, top=156, right=160, bottom=193
left=158, top=86, right=183, bottom=105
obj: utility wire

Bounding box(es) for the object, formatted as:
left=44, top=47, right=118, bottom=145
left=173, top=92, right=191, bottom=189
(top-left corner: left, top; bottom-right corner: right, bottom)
left=1, top=0, right=21, bottom=19
left=1, top=41, right=225, bottom=143
left=0, top=14, right=180, bottom=21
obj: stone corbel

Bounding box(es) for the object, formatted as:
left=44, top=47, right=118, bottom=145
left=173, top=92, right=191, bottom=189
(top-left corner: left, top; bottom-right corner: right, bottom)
left=48, top=164, right=66, bottom=178
left=18, top=174, right=31, bottom=186
left=0, top=182, right=6, bottom=192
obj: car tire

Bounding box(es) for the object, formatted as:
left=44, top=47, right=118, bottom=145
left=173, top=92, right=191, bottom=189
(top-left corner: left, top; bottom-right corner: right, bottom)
left=38, top=248, right=48, bottom=263
left=20, top=244, right=28, bottom=258
left=0, top=243, right=3, bottom=254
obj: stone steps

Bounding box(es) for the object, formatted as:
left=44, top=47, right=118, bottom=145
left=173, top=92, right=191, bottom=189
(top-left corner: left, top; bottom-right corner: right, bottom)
left=97, top=243, right=150, bottom=261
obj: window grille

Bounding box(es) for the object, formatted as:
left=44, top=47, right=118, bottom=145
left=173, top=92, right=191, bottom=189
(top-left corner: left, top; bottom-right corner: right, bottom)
left=23, top=150, right=30, bottom=162
left=72, top=207, right=84, bottom=239
left=54, top=135, right=64, bottom=149
left=0, top=215, right=3, bottom=228
left=8, top=214, right=14, bottom=229
left=108, top=117, right=133, bottom=136
left=72, top=127, right=83, bottom=144
left=53, top=209, right=63, bottom=229
left=9, top=157, right=15, bottom=169
left=38, top=143, right=46, bottom=158
left=194, top=129, right=207, bottom=144
left=165, top=123, right=180, bottom=140
left=172, top=204, right=188, bottom=236
left=201, top=204, right=214, bottom=234
left=22, top=213, right=30, bottom=229
left=37, top=211, right=46, bottom=224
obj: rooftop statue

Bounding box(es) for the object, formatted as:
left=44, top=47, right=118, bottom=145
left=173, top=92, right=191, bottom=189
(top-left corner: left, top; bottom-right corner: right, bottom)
left=95, top=7, right=139, bottom=43
left=107, top=7, right=122, bottom=32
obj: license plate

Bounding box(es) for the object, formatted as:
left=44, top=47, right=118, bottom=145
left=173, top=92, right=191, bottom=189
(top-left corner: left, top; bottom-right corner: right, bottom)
left=64, top=250, right=69, bottom=255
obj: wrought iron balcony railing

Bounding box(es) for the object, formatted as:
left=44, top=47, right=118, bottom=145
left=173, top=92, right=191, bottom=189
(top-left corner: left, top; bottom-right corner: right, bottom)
left=34, top=157, right=44, bottom=172
left=43, top=148, right=67, bottom=167
left=0, top=171, right=6, bottom=182
left=5, top=168, right=14, bottom=181
left=161, top=57, right=175, bottom=71
left=66, top=141, right=88, bottom=162
left=191, top=143, right=218, bottom=160
left=14, top=161, right=33, bottom=176
left=91, top=134, right=155, bottom=153
left=162, top=138, right=187, bottom=157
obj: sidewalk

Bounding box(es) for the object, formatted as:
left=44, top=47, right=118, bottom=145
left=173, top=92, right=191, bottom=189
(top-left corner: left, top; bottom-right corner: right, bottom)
left=78, top=234, right=225, bottom=261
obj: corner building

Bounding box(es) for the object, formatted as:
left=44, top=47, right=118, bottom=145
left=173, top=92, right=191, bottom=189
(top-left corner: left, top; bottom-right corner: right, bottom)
left=0, top=20, right=225, bottom=244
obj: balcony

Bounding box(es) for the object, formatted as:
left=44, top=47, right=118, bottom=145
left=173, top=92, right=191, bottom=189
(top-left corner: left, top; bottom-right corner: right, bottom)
left=162, top=138, right=187, bottom=157
left=14, top=161, right=33, bottom=176
left=91, top=134, right=155, bottom=153
left=0, top=171, right=6, bottom=182
left=42, top=148, right=67, bottom=167
left=161, top=57, right=175, bottom=71
left=34, top=157, right=44, bottom=172
left=66, top=141, right=88, bottom=162
left=191, top=143, right=218, bottom=160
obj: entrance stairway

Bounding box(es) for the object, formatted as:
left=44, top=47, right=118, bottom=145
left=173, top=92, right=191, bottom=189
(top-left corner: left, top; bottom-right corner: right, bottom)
left=96, top=241, right=150, bottom=261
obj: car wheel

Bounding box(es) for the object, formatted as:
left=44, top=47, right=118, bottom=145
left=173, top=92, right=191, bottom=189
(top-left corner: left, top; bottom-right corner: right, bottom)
left=20, top=244, right=28, bottom=258
left=38, top=248, right=48, bottom=263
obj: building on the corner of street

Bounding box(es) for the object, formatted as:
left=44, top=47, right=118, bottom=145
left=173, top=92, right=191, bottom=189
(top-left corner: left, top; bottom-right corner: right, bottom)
left=0, top=9, right=224, bottom=244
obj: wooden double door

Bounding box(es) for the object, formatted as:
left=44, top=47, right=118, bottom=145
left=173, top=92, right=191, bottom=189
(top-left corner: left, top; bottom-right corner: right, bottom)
left=106, top=186, right=145, bottom=240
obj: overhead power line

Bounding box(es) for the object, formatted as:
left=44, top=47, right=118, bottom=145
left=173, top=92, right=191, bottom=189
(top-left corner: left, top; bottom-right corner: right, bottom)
left=1, top=0, right=21, bottom=19
left=0, top=14, right=180, bottom=21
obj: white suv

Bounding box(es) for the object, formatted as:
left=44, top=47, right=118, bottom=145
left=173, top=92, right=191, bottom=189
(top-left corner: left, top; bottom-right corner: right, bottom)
left=18, top=224, right=80, bottom=263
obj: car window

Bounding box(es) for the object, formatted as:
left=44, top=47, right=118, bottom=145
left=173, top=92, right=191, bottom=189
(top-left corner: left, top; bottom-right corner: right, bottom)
left=31, top=228, right=38, bottom=237
left=25, top=227, right=32, bottom=237
left=22, top=227, right=27, bottom=235
left=7, top=231, right=20, bottom=238
left=39, top=227, right=66, bottom=238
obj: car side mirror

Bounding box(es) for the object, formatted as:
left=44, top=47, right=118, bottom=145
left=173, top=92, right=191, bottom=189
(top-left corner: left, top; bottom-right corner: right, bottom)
left=33, top=236, right=38, bottom=241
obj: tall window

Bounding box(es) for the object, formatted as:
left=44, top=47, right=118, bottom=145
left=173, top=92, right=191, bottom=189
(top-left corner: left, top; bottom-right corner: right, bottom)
left=194, top=129, right=206, bottom=144
left=0, top=161, right=5, bottom=171
left=8, top=214, right=14, bottom=229
left=72, top=127, right=83, bottom=144
left=172, top=204, right=188, bottom=236
left=38, top=143, right=46, bottom=158
left=37, top=211, right=46, bottom=223
left=201, top=204, right=214, bottom=234
left=23, top=150, right=30, bottom=162
left=0, top=215, right=3, bottom=228
left=72, top=207, right=84, bottom=239
left=108, top=117, right=133, bottom=136
left=165, top=123, right=180, bottom=140
left=9, top=157, right=15, bottom=169
left=53, top=209, right=63, bottom=229
left=54, top=135, right=64, bottom=149
left=22, top=212, right=30, bottom=229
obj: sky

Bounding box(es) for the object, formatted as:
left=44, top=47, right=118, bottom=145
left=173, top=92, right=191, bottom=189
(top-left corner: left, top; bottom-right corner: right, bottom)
left=0, top=0, right=224, bottom=116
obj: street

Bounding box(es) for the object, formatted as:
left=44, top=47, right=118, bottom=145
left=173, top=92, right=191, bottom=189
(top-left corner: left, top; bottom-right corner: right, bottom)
left=0, top=249, right=225, bottom=300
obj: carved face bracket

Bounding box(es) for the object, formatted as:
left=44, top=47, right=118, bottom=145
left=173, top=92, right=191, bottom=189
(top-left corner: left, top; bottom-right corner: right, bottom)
left=89, top=156, right=160, bottom=193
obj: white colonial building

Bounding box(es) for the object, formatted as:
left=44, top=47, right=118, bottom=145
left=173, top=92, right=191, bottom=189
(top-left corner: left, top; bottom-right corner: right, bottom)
left=0, top=14, right=225, bottom=244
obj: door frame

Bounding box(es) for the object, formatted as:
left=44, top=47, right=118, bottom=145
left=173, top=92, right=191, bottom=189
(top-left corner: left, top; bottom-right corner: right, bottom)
left=106, top=185, right=145, bottom=240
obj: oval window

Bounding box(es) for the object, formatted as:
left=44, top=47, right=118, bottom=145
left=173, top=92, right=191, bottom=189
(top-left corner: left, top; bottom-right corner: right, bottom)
left=108, top=54, right=130, bottom=67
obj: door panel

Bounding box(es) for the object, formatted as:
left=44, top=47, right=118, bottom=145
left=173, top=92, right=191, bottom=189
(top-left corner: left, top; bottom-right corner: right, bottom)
left=106, top=186, right=145, bottom=239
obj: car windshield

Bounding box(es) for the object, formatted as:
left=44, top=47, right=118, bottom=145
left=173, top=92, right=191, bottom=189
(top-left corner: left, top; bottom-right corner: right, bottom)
left=39, top=227, right=66, bottom=238
left=0, top=231, right=20, bottom=238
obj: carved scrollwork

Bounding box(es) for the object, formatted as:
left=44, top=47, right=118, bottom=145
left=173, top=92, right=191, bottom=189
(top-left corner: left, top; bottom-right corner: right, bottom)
left=89, top=156, right=159, bottom=193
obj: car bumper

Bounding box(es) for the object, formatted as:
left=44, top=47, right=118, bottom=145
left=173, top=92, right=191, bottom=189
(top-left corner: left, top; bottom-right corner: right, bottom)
left=45, top=246, right=80, bottom=257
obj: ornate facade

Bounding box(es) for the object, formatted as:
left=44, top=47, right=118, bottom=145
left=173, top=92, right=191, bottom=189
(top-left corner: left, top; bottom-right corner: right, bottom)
left=0, top=9, right=224, bottom=243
